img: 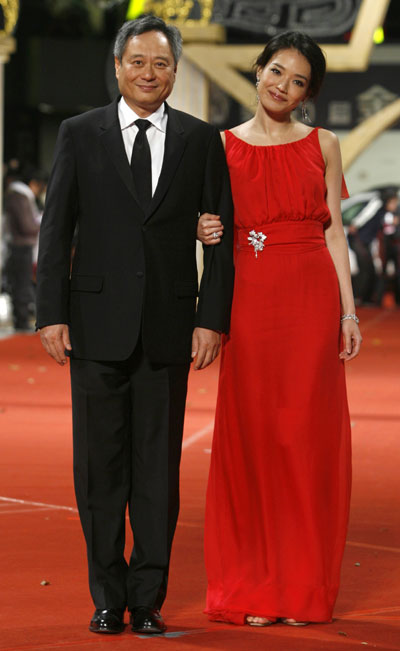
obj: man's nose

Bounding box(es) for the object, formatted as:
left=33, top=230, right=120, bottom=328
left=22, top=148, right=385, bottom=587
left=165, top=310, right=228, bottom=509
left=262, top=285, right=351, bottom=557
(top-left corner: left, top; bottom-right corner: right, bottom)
left=141, top=64, right=156, bottom=79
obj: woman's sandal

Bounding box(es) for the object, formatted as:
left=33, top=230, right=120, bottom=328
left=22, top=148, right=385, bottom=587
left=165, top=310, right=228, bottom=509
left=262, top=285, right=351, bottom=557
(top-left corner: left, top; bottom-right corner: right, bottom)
left=281, top=618, right=309, bottom=626
left=246, top=615, right=276, bottom=627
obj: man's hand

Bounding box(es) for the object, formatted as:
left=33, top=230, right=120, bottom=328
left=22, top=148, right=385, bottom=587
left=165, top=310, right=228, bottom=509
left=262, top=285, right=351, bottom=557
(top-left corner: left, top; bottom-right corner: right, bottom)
left=39, top=324, right=72, bottom=365
left=191, top=327, right=221, bottom=370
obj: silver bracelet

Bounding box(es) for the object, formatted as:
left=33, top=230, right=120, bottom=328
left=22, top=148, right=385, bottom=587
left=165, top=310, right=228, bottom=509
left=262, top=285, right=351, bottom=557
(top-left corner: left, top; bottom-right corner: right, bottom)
left=341, top=313, right=359, bottom=324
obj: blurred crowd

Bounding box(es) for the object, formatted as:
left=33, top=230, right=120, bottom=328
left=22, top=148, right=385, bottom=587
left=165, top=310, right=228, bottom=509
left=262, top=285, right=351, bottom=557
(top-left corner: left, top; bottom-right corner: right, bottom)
left=1, top=160, right=48, bottom=332
left=0, top=162, right=399, bottom=335
left=346, top=189, right=400, bottom=307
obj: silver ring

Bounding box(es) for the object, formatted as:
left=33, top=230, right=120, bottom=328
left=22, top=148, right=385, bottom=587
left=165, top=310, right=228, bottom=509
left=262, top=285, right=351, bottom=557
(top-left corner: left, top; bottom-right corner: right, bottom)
left=212, top=232, right=219, bottom=239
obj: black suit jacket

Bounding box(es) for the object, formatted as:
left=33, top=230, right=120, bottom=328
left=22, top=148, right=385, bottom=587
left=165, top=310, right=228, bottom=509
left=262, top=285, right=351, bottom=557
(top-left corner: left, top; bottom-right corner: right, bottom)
left=36, top=100, right=234, bottom=363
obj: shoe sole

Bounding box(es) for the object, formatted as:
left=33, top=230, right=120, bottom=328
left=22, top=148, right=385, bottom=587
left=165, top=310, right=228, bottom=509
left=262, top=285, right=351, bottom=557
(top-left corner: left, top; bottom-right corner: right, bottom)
left=247, top=622, right=274, bottom=627
left=132, top=629, right=166, bottom=634
left=89, top=626, right=125, bottom=634
left=281, top=621, right=309, bottom=626
left=246, top=618, right=275, bottom=627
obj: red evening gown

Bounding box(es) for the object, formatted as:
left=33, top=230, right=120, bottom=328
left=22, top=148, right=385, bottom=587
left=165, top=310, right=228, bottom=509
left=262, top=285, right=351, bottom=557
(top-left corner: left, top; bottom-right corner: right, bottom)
left=204, top=128, right=352, bottom=624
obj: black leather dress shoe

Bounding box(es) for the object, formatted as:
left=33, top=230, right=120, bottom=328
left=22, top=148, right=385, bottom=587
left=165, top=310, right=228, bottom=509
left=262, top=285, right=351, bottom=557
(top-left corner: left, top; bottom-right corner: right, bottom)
left=89, top=608, right=125, bottom=634
left=130, top=607, right=166, bottom=634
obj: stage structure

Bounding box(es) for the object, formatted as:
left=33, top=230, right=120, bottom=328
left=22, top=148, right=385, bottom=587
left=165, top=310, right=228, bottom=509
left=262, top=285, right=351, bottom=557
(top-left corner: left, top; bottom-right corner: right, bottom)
left=1, top=0, right=398, bottom=291
left=141, top=0, right=396, bottom=278
left=0, top=0, right=18, bottom=292
left=147, top=0, right=397, bottom=171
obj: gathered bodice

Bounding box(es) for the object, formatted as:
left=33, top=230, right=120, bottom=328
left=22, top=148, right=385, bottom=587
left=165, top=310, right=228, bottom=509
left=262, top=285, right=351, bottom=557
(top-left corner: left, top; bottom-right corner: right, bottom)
left=225, top=128, right=348, bottom=229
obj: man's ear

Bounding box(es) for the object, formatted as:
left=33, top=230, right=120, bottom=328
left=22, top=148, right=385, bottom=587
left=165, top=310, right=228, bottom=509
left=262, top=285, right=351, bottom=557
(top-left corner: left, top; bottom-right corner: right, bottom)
left=114, top=56, right=121, bottom=79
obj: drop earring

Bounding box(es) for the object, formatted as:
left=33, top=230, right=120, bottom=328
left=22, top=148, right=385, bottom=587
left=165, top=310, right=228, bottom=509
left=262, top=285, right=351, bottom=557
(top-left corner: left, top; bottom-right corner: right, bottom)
left=301, top=101, right=310, bottom=123
left=256, top=77, right=260, bottom=102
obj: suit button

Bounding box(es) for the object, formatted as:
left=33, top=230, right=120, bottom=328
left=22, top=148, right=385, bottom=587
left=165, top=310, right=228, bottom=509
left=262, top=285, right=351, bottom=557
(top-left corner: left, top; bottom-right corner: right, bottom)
left=136, top=271, right=144, bottom=278
left=142, top=226, right=147, bottom=232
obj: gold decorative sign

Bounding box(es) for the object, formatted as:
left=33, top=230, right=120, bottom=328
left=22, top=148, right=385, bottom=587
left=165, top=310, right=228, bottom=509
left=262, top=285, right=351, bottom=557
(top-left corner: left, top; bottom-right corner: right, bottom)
left=0, top=0, right=19, bottom=36
left=341, top=99, right=400, bottom=170
left=139, top=0, right=213, bottom=25
left=183, top=0, right=391, bottom=110
left=177, top=0, right=392, bottom=170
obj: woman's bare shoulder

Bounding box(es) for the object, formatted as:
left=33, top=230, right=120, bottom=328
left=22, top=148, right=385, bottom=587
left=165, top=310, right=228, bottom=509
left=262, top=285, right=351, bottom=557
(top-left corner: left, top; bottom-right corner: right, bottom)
left=317, top=128, right=341, bottom=166
left=317, top=128, right=339, bottom=150
left=229, top=120, right=253, bottom=139
left=220, top=121, right=252, bottom=148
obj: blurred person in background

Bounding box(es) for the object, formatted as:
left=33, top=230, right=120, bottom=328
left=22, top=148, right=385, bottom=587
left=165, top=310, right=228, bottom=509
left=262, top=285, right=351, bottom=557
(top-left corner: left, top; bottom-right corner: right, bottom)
left=377, top=192, right=400, bottom=305
left=1, top=159, right=22, bottom=293
left=4, top=166, right=47, bottom=331
left=347, top=203, right=383, bottom=307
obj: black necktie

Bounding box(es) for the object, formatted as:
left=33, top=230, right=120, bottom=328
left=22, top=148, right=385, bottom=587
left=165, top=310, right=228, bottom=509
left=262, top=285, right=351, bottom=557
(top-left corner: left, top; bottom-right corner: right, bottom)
left=131, top=119, right=152, bottom=211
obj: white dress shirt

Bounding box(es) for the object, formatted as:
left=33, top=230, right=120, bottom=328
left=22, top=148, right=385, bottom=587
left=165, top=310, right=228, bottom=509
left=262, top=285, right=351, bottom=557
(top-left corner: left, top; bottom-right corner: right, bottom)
left=118, top=97, right=167, bottom=196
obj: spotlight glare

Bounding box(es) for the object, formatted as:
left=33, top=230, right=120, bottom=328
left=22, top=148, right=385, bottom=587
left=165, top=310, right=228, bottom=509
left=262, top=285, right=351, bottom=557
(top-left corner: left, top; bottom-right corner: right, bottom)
left=373, top=27, right=385, bottom=44
left=126, top=0, right=147, bottom=19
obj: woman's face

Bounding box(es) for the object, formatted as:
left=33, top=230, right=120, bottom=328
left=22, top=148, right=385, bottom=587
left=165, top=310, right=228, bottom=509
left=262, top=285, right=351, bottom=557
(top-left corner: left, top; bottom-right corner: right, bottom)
left=257, top=48, right=311, bottom=115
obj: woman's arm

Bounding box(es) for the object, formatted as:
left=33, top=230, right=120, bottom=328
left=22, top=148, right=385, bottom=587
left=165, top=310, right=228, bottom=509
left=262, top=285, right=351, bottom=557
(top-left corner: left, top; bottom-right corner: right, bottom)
left=319, top=129, right=362, bottom=361
left=197, top=132, right=226, bottom=245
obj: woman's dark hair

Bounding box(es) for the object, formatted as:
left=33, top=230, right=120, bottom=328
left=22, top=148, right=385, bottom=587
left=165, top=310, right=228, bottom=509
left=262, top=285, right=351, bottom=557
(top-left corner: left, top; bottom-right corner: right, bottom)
left=255, top=31, right=326, bottom=98
left=382, top=189, right=399, bottom=205
left=114, top=15, right=182, bottom=65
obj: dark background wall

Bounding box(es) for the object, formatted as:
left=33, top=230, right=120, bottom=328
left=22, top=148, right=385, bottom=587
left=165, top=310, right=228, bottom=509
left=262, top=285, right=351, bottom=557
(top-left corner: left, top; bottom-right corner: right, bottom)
left=4, top=0, right=400, bottom=172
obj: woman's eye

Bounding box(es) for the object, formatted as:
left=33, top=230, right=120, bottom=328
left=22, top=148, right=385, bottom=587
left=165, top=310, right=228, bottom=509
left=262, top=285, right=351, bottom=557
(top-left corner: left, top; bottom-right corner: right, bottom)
left=294, top=80, right=304, bottom=87
left=271, top=68, right=280, bottom=74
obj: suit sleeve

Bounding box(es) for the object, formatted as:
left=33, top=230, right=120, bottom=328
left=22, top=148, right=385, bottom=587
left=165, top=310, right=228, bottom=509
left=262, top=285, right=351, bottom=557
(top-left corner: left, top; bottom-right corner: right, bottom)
left=36, top=120, right=78, bottom=329
left=195, top=127, right=234, bottom=334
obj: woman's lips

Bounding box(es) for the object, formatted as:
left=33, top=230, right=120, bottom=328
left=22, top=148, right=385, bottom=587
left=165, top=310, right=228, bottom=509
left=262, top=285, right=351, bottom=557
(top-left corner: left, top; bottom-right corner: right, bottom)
left=269, top=91, right=286, bottom=102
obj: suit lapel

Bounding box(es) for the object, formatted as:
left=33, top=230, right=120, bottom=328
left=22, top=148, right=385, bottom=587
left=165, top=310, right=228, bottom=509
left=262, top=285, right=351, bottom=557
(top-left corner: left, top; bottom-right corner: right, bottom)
left=144, top=105, right=187, bottom=222
left=99, top=100, right=142, bottom=210
left=99, top=101, right=187, bottom=221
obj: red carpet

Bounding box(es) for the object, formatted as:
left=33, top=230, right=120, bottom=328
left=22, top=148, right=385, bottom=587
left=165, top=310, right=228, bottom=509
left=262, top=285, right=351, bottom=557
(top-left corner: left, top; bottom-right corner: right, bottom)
left=0, top=307, right=399, bottom=650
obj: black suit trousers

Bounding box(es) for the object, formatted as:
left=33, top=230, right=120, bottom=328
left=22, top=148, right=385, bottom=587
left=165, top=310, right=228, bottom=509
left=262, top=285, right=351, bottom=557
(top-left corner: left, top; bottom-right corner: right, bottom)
left=70, top=340, right=190, bottom=610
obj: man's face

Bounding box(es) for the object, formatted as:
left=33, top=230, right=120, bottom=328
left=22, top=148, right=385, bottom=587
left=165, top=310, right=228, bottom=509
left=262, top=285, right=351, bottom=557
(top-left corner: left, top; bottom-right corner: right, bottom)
left=386, top=197, right=399, bottom=213
left=29, top=180, right=46, bottom=198
left=115, top=30, right=176, bottom=116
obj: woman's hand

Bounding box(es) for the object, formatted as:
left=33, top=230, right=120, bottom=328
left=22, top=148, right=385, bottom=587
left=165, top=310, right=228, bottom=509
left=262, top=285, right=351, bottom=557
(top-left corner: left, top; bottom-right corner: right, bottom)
left=339, top=320, right=362, bottom=361
left=197, top=212, right=224, bottom=245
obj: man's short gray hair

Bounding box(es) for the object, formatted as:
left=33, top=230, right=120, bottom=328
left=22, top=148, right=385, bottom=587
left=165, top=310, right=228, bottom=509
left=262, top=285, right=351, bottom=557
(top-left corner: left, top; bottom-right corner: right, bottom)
left=114, top=15, right=183, bottom=65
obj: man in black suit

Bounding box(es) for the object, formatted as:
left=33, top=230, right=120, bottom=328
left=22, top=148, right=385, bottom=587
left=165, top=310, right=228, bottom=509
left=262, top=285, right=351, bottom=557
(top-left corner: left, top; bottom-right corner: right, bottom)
left=36, top=15, right=233, bottom=636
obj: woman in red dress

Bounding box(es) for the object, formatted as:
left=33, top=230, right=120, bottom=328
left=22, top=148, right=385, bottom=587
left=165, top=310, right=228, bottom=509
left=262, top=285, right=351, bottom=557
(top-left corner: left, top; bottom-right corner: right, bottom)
left=198, top=31, right=362, bottom=626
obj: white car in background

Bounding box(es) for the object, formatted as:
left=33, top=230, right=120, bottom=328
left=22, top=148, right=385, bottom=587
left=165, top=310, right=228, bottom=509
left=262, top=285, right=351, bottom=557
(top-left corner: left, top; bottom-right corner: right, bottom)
left=341, top=192, right=382, bottom=275
left=341, top=192, right=383, bottom=229
left=341, top=187, right=399, bottom=275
